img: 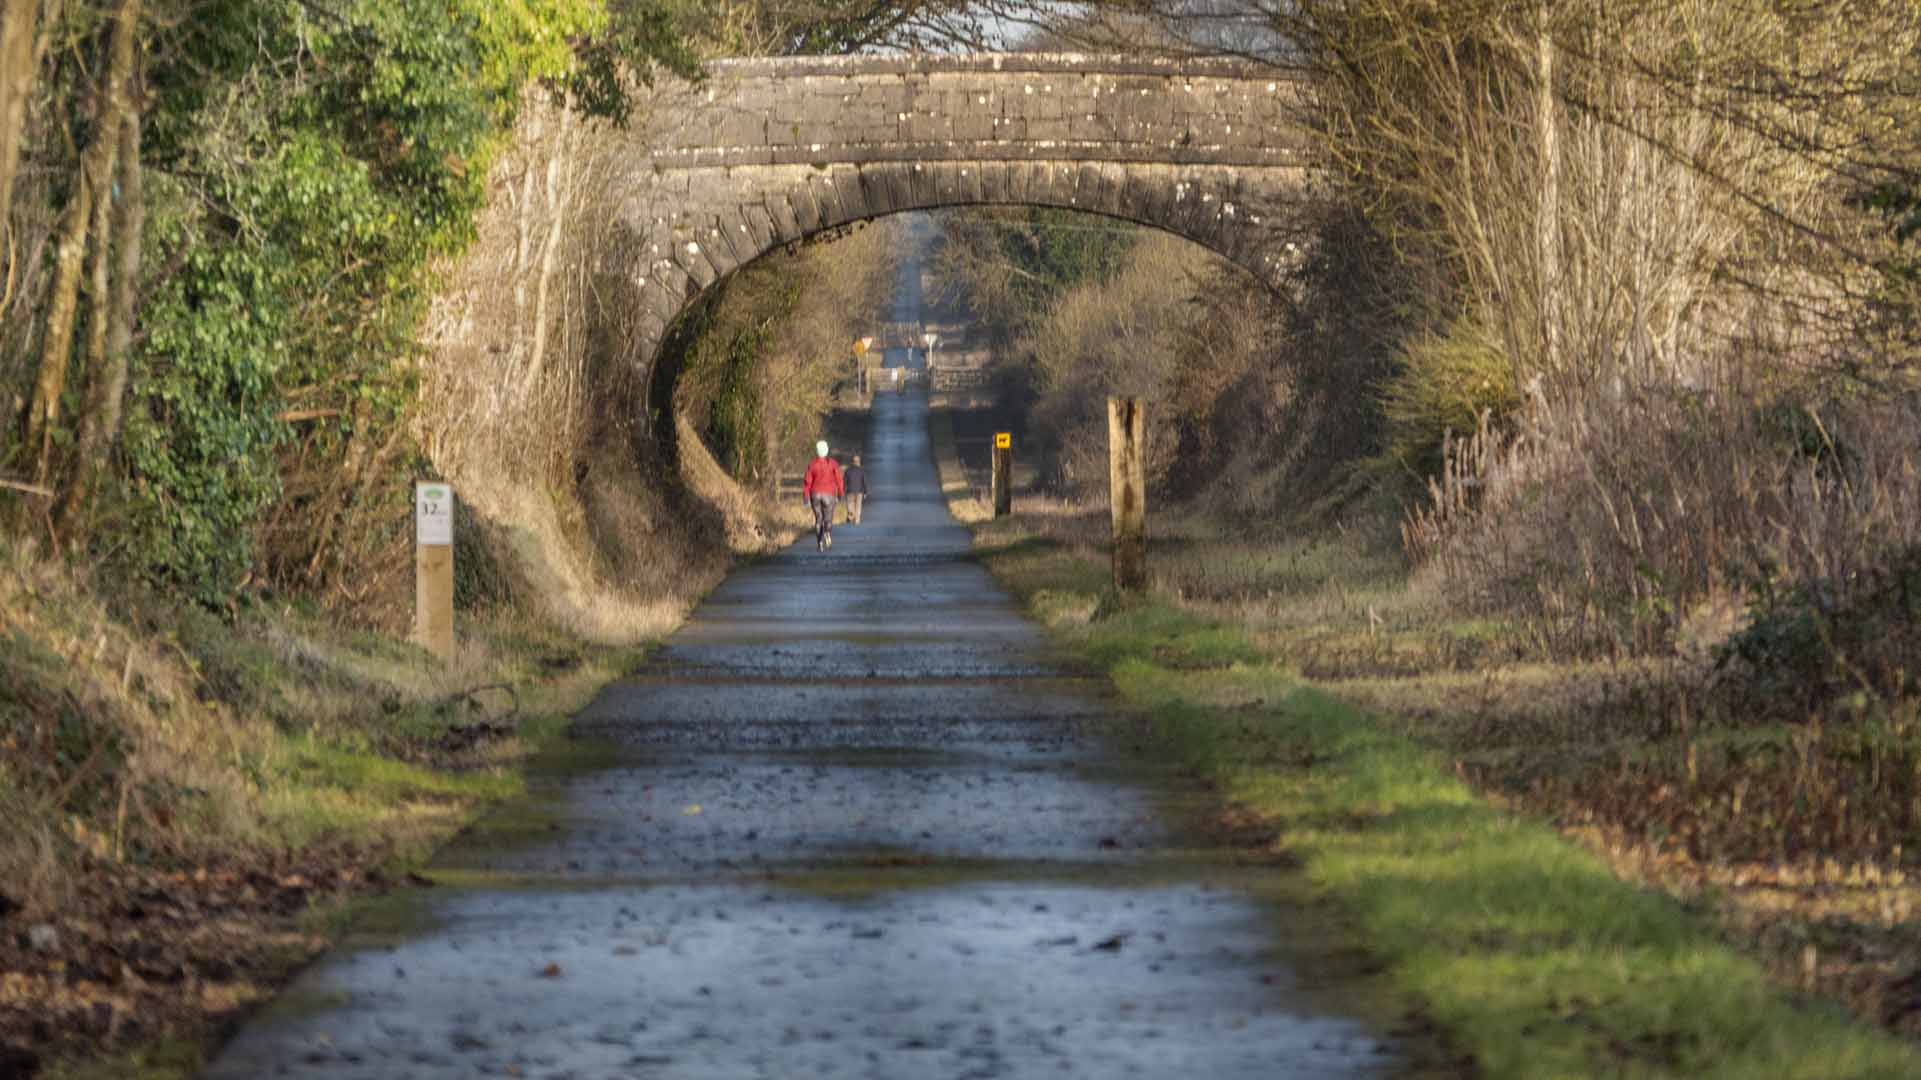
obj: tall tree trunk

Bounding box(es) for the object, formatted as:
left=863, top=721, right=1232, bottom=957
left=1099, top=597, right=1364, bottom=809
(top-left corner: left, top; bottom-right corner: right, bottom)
left=98, top=106, right=141, bottom=449
left=23, top=0, right=140, bottom=485
left=78, top=138, right=117, bottom=396
left=1535, top=3, right=1562, bottom=376
left=0, top=0, right=50, bottom=251
left=25, top=163, right=96, bottom=481
left=1, top=0, right=65, bottom=336
left=59, top=105, right=143, bottom=533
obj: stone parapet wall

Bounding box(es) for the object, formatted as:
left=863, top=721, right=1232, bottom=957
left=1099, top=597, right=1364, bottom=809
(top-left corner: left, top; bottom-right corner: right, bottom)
left=638, top=53, right=1307, bottom=170
left=704, top=52, right=1300, bottom=79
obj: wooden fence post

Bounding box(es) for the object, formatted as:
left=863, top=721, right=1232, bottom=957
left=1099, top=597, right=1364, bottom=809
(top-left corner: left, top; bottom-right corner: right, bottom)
left=992, top=431, right=1012, bottom=518
left=1108, top=397, right=1147, bottom=592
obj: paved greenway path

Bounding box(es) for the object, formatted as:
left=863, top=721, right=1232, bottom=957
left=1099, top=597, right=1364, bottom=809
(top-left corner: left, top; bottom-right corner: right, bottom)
left=205, top=393, right=1407, bottom=1080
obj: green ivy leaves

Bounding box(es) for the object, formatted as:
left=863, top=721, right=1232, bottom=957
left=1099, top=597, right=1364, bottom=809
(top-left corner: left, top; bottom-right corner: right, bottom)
left=115, top=0, right=666, bottom=604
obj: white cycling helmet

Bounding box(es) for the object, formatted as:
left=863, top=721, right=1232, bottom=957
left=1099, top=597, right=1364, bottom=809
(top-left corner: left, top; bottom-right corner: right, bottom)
left=816, top=440, right=829, bottom=457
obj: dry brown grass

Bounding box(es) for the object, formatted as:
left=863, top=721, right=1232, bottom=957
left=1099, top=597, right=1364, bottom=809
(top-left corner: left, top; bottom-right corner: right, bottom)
left=410, top=88, right=854, bottom=647
left=0, top=526, right=648, bottom=913
left=1409, top=381, right=1921, bottom=663
left=1, top=545, right=266, bottom=914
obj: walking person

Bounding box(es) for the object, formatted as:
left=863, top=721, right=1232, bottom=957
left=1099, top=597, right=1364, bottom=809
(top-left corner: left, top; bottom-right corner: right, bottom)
left=802, top=440, right=844, bottom=551
left=842, top=454, right=868, bottom=525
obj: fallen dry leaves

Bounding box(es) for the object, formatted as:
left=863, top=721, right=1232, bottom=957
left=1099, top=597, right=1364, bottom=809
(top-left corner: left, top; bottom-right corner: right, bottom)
left=0, top=845, right=410, bottom=1075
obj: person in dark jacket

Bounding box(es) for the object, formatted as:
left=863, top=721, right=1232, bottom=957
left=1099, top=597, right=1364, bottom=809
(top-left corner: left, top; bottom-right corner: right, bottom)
left=842, top=454, right=868, bottom=524
left=802, top=440, right=844, bottom=551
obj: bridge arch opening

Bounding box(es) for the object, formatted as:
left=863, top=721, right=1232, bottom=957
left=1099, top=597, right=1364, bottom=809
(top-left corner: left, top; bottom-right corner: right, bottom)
left=646, top=194, right=1263, bottom=505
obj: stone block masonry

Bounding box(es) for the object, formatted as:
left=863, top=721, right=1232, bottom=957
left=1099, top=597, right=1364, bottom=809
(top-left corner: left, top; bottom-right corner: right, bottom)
left=597, top=53, right=1315, bottom=439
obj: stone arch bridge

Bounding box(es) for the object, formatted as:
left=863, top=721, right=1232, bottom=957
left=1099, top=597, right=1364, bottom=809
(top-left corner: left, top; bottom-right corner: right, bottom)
left=603, top=52, right=1312, bottom=398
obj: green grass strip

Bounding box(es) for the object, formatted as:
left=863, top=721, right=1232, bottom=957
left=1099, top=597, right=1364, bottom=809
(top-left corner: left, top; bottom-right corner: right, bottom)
left=974, top=530, right=1921, bottom=1079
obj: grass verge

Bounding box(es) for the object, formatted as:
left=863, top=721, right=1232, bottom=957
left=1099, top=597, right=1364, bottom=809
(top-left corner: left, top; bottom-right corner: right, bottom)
left=947, top=498, right=1921, bottom=1075
left=928, top=406, right=994, bottom=524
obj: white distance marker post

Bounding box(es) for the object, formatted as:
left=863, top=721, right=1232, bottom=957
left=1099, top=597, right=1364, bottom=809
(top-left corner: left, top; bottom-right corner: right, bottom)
left=415, top=482, right=455, bottom=660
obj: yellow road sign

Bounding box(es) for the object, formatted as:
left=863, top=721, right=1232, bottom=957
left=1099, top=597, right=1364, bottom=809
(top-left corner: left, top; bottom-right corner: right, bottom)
left=994, top=432, right=1012, bottom=449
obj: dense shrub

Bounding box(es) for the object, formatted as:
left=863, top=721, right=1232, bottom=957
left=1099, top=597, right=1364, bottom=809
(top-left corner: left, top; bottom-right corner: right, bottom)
left=1412, top=383, right=1921, bottom=661
left=1720, top=543, right=1921, bottom=712
left=1377, top=316, right=1518, bottom=480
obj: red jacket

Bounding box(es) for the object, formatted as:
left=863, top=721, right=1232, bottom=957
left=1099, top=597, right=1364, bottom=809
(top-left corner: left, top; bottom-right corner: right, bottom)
left=803, top=456, right=844, bottom=499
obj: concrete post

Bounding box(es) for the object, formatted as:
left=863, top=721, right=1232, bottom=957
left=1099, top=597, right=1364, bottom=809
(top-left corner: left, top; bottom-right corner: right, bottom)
left=1107, top=398, right=1147, bottom=592
left=414, top=482, right=455, bottom=660
left=992, top=432, right=1013, bottom=518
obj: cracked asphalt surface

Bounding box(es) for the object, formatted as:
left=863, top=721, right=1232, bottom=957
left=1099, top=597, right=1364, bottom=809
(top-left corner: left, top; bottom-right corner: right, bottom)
left=202, top=393, right=1404, bottom=1079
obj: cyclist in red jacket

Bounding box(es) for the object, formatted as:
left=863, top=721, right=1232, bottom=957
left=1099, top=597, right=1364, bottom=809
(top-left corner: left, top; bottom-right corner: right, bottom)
left=802, top=440, right=844, bottom=551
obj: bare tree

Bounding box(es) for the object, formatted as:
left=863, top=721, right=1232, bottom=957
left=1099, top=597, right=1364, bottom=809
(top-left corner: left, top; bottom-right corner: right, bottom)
left=675, top=0, right=1014, bottom=54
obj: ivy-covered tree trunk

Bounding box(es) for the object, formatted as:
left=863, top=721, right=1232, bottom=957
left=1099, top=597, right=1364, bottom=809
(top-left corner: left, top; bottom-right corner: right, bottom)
left=73, top=129, right=119, bottom=457
left=23, top=0, right=140, bottom=486
left=99, top=109, right=143, bottom=461
left=26, top=166, right=99, bottom=482
left=59, top=106, right=144, bottom=535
